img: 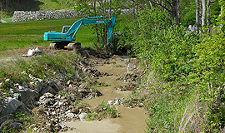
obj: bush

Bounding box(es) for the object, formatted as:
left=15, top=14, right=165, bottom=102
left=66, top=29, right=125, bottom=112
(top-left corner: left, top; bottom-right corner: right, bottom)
left=189, top=28, right=225, bottom=131
left=132, top=8, right=197, bottom=96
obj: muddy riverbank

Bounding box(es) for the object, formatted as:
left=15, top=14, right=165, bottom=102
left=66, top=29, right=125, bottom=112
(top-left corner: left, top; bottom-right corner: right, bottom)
left=0, top=48, right=148, bottom=133
left=63, top=56, right=148, bottom=133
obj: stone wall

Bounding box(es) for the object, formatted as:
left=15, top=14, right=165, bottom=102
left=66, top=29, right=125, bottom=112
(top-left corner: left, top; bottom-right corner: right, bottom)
left=12, top=9, right=134, bottom=22
left=12, top=10, right=80, bottom=22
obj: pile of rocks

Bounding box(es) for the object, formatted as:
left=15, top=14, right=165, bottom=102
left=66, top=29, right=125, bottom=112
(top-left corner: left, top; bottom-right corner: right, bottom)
left=0, top=52, right=112, bottom=132
left=30, top=92, right=92, bottom=132
left=118, top=72, right=139, bottom=83
left=107, top=97, right=144, bottom=108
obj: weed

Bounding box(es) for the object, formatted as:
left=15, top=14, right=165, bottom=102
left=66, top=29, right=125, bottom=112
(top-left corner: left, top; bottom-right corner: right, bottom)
left=99, top=101, right=118, bottom=118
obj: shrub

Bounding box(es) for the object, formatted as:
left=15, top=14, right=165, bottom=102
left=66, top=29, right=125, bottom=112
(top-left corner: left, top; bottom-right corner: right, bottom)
left=189, top=28, right=225, bottom=131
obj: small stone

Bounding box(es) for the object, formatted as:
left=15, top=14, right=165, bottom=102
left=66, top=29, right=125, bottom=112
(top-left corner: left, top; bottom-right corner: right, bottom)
left=58, top=101, right=64, bottom=107
left=139, top=103, right=144, bottom=107
left=107, top=100, right=113, bottom=105
left=52, top=111, right=56, bottom=115
left=43, top=92, right=54, bottom=98
left=79, top=113, right=88, bottom=121
left=70, top=127, right=76, bottom=130
left=9, top=89, right=14, bottom=94
left=18, top=85, right=24, bottom=90
left=113, top=97, right=121, bottom=105
left=66, top=113, right=74, bottom=118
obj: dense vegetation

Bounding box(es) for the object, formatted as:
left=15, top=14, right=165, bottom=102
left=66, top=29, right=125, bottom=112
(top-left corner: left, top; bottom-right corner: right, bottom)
left=1, top=0, right=225, bottom=132
left=119, top=1, right=225, bottom=132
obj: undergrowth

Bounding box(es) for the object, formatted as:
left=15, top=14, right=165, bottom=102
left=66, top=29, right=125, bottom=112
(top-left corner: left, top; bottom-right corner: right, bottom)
left=119, top=7, right=225, bottom=132
left=0, top=52, right=81, bottom=96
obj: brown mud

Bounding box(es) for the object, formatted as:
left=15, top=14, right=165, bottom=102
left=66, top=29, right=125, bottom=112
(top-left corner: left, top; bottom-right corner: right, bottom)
left=63, top=57, right=148, bottom=133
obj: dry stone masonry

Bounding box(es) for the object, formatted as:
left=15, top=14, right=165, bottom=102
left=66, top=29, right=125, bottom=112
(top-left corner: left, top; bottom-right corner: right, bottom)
left=12, top=10, right=80, bottom=22
left=12, top=9, right=133, bottom=22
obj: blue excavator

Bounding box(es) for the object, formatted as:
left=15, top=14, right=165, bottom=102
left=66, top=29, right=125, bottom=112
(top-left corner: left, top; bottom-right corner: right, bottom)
left=44, top=15, right=115, bottom=50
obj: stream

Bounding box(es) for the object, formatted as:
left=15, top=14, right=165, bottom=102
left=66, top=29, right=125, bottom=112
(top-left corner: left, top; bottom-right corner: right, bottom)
left=63, top=58, right=148, bottom=133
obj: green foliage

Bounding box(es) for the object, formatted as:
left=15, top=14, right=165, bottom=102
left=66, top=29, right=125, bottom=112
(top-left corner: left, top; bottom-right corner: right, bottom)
left=2, top=112, right=32, bottom=133
left=180, top=0, right=196, bottom=26
left=217, top=0, right=225, bottom=31
left=99, top=101, right=117, bottom=118
left=189, top=28, right=225, bottom=131
left=132, top=8, right=197, bottom=96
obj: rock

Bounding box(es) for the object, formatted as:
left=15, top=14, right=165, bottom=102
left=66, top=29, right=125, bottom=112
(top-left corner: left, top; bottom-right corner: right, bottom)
left=19, top=88, right=39, bottom=104
left=9, top=89, right=14, bottom=94
left=5, top=79, right=10, bottom=82
left=52, top=111, right=56, bottom=115
left=11, top=122, right=23, bottom=129
left=13, top=93, right=20, bottom=99
left=21, top=71, right=27, bottom=75
left=66, top=113, right=74, bottom=118
left=70, top=127, right=76, bottom=130
left=23, top=47, right=45, bottom=57
left=1, top=98, right=23, bottom=116
left=18, top=85, right=24, bottom=90
left=26, top=49, right=35, bottom=56
left=78, top=113, right=88, bottom=121
left=113, top=97, right=121, bottom=105
left=35, top=47, right=45, bottom=55
left=139, top=103, right=144, bottom=107
left=43, top=92, right=54, bottom=98
left=127, top=63, right=136, bottom=72
left=107, top=100, right=113, bottom=105
left=46, top=80, right=61, bottom=94
left=0, top=19, right=7, bottom=23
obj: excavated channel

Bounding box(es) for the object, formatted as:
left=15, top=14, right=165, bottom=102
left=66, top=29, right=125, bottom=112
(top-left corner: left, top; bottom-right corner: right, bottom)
left=63, top=58, right=148, bottom=133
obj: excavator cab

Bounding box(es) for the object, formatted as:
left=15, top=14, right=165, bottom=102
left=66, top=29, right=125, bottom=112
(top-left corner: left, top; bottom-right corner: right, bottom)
left=62, top=26, right=71, bottom=33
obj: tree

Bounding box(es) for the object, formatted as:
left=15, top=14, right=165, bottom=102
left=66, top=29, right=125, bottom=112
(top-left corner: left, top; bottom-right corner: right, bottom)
left=207, top=0, right=211, bottom=33
left=0, top=1, right=2, bottom=23
left=202, top=0, right=206, bottom=27
left=148, top=0, right=180, bottom=26
left=196, top=0, right=200, bottom=33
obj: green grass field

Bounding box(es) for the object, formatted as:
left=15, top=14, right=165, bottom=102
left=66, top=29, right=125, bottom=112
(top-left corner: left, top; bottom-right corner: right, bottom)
left=0, top=14, right=133, bottom=53
left=0, top=18, right=98, bottom=52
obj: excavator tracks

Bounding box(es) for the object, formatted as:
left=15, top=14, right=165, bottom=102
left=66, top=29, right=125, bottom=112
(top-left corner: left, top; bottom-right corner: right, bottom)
left=49, top=42, right=81, bottom=50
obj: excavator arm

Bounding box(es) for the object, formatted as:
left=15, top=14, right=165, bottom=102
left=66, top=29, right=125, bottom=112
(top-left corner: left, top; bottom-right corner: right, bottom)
left=44, top=15, right=115, bottom=49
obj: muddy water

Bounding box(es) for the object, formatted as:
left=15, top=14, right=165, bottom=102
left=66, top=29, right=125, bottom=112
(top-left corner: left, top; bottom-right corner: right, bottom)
left=63, top=59, right=148, bottom=133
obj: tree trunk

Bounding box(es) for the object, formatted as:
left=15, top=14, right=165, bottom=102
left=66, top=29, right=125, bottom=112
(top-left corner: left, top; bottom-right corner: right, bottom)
left=0, top=1, right=2, bottom=22
left=94, top=0, right=99, bottom=42
left=196, top=0, right=200, bottom=33
left=207, top=0, right=211, bottom=33
left=172, top=0, right=180, bottom=26
left=109, top=0, right=112, bottom=16
left=148, top=0, right=153, bottom=8
left=202, top=0, right=206, bottom=27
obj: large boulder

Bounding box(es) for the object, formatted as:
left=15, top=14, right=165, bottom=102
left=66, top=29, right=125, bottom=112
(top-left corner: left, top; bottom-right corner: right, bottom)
left=19, top=88, right=39, bottom=104
left=0, top=98, right=23, bottom=116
